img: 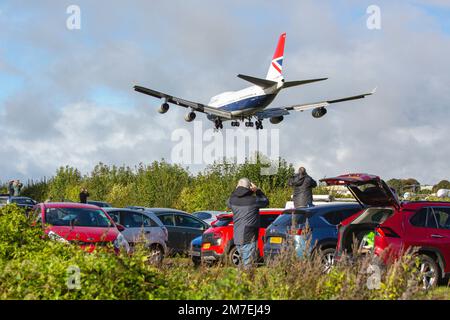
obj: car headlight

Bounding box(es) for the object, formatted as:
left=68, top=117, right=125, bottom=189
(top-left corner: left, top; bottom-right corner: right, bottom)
left=113, top=233, right=130, bottom=253
left=48, top=231, right=70, bottom=244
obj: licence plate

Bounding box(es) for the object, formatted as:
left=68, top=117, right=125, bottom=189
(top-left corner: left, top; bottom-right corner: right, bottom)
left=269, top=237, right=283, bottom=244
left=202, top=243, right=211, bottom=249
left=191, top=251, right=201, bottom=257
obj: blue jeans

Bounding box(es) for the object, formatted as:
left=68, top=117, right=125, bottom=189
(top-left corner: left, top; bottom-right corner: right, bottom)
left=237, top=242, right=257, bottom=268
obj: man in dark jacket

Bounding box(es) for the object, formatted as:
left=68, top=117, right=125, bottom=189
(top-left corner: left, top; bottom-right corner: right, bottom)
left=79, top=188, right=89, bottom=204
left=288, top=167, right=317, bottom=208
left=227, top=178, right=269, bottom=268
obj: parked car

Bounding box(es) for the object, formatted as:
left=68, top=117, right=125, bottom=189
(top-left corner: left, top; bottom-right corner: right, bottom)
left=192, top=210, right=226, bottom=225
left=190, top=235, right=202, bottom=266
left=32, top=202, right=129, bottom=253
left=103, top=208, right=168, bottom=263
left=87, top=200, right=112, bottom=208
left=322, top=173, right=450, bottom=289
left=0, top=195, right=37, bottom=212
left=264, top=203, right=363, bottom=270
left=127, top=207, right=210, bottom=255
left=201, top=208, right=284, bottom=266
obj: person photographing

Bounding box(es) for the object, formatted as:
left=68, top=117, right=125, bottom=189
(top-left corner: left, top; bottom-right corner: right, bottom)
left=288, top=167, right=317, bottom=208
left=227, top=178, right=269, bottom=268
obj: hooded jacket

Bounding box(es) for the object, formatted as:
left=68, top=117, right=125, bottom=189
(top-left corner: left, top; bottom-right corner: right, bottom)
left=227, top=187, right=269, bottom=245
left=288, top=173, right=317, bottom=207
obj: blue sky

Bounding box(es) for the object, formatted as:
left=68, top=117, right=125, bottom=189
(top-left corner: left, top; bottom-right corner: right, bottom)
left=0, top=1, right=449, bottom=184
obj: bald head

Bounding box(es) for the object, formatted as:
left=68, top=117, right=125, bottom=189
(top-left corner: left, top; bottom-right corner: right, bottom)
left=237, top=177, right=251, bottom=189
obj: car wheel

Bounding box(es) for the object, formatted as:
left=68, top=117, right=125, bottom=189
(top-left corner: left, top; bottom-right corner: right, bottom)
left=418, top=254, right=440, bottom=290
left=320, top=248, right=336, bottom=274
left=192, top=256, right=201, bottom=267
left=228, top=246, right=241, bottom=267
left=148, top=245, right=164, bottom=265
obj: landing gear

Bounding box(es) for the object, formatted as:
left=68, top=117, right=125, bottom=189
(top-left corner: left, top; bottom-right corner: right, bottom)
left=214, top=119, right=223, bottom=130
left=231, top=121, right=240, bottom=127
left=244, top=121, right=254, bottom=128
left=255, top=120, right=263, bottom=130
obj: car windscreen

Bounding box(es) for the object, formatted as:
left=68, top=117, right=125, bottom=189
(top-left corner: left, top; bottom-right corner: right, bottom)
left=260, top=214, right=280, bottom=228
left=45, top=207, right=112, bottom=227
left=272, top=210, right=311, bottom=227
left=11, top=198, right=35, bottom=205
left=214, top=217, right=233, bottom=227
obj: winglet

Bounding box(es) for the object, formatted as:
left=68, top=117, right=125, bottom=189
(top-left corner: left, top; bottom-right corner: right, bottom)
left=371, top=87, right=377, bottom=95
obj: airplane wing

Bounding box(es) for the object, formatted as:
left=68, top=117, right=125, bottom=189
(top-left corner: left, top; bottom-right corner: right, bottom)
left=134, top=85, right=233, bottom=120
left=284, top=88, right=376, bottom=112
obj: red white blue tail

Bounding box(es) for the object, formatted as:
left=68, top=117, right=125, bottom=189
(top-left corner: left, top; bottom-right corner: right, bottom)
left=266, top=32, right=286, bottom=81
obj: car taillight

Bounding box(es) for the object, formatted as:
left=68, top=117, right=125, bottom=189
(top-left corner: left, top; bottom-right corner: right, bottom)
left=375, top=227, right=399, bottom=238
left=289, top=228, right=302, bottom=235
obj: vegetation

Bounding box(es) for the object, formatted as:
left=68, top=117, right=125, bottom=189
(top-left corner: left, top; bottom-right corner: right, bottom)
left=1, top=205, right=445, bottom=300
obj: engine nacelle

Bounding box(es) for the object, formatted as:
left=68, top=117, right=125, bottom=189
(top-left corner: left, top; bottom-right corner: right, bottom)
left=269, top=116, right=284, bottom=124
left=312, top=107, right=327, bottom=118
left=158, top=102, right=170, bottom=114
left=184, top=111, right=196, bottom=122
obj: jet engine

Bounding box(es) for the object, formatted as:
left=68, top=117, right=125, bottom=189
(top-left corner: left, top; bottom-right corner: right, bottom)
left=270, top=116, right=284, bottom=124
left=184, top=111, right=196, bottom=122
left=158, top=102, right=170, bottom=114
left=312, top=107, right=327, bottom=118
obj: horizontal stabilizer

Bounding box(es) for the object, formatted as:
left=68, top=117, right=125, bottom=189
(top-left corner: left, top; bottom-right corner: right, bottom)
left=237, top=74, right=278, bottom=88
left=283, top=78, right=328, bottom=88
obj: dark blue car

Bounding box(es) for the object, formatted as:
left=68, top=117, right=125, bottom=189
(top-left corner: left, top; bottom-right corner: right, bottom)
left=190, top=236, right=202, bottom=266
left=264, top=203, right=363, bottom=270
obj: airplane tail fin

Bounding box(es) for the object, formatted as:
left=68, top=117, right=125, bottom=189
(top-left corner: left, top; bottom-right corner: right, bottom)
left=266, top=32, right=286, bottom=81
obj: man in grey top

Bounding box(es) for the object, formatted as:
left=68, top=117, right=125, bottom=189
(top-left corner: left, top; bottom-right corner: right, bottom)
left=227, top=178, right=269, bottom=268
left=288, top=167, right=317, bottom=208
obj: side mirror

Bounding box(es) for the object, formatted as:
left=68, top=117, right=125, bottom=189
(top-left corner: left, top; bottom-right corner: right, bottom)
left=116, top=224, right=125, bottom=232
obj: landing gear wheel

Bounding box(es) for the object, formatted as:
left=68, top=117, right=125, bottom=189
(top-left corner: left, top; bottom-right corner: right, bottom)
left=215, top=119, right=223, bottom=129
left=255, top=120, right=263, bottom=130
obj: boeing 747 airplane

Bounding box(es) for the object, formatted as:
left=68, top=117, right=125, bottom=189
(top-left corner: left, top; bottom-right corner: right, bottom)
left=134, top=33, right=375, bottom=130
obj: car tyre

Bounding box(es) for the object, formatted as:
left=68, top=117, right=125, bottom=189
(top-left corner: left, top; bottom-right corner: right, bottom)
left=418, top=254, right=440, bottom=290
left=148, top=245, right=164, bottom=265
left=319, top=247, right=336, bottom=274
left=192, top=256, right=201, bottom=267
left=228, top=246, right=241, bottom=267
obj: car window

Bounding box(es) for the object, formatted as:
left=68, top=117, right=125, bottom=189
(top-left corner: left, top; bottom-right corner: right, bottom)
left=122, top=212, right=147, bottom=228
left=45, top=208, right=111, bottom=227
left=410, top=208, right=438, bottom=228
left=143, top=215, right=158, bottom=227
left=431, top=207, right=450, bottom=230
left=260, top=214, right=279, bottom=228
left=194, top=212, right=212, bottom=220
left=33, top=206, right=42, bottom=224
left=11, top=198, right=35, bottom=205
left=158, top=214, right=175, bottom=226
left=352, top=208, right=394, bottom=225
left=214, top=217, right=233, bottom=227
left=107, top=211, right=120, bottom=224
left=273, top=210, right=310, bottom=227
left=175, top=215, right=204, bottom=229
left=323, top=208, right=361, bottom=225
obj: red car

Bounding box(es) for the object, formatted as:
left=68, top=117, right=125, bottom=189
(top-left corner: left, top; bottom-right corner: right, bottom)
left=322, top=173, right=450, bottom=288
left=33, top=202, right=129, bottom=253
left=201, top=208, right=283, bottom=266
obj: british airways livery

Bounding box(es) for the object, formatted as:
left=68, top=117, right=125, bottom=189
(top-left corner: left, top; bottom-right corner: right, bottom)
left=134, top=33, right=375, bottom=130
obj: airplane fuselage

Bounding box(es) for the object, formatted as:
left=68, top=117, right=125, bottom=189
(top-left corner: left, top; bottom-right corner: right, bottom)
left=207, top=83, right=282, bottom=120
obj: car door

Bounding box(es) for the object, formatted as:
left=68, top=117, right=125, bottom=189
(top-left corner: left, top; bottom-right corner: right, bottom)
left=119, top=211, right=148, bottom=245
left=157, top=213, right=180, bottom=253
left=406, top=207, right=445, bottom=253
left=429, top=207, right=450, bottom=271
left=174, top=214, right=207, bottom=253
